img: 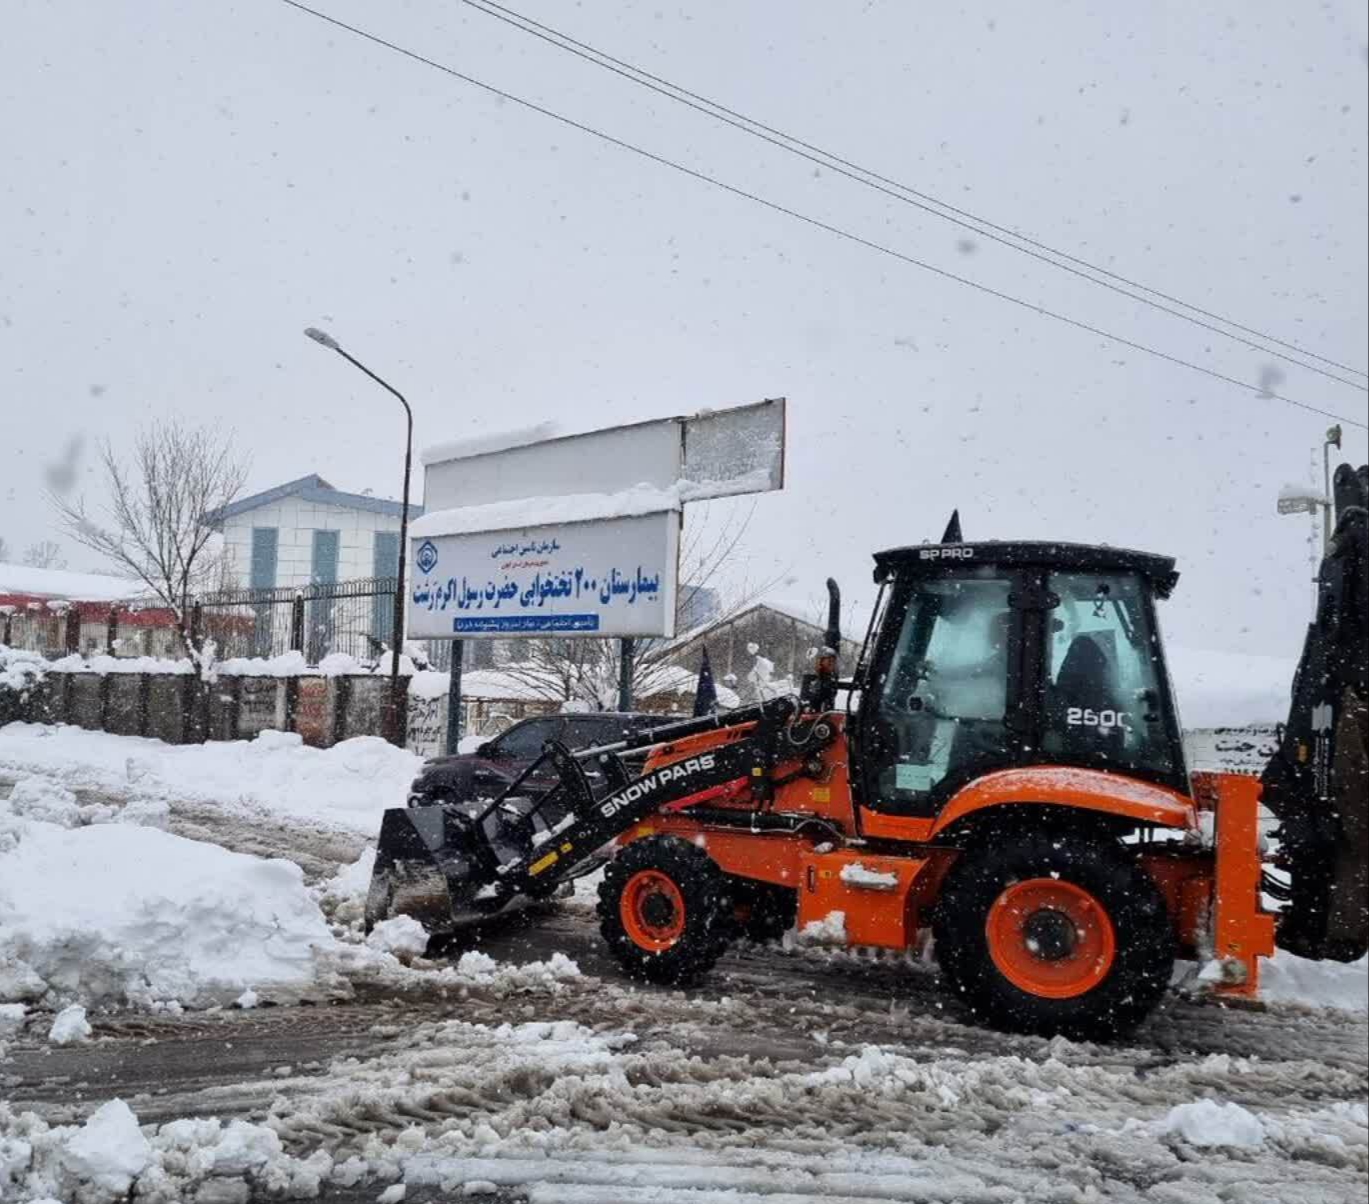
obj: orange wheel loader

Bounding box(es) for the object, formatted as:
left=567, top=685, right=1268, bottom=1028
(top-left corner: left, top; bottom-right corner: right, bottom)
left=367, top=530, right=1280, bottom=1038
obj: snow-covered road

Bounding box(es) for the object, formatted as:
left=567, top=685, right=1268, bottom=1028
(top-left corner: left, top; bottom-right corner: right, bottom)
left=5, top=906, right=1366, bottom=1203
left=2, top=723, right=1366, bottom=1203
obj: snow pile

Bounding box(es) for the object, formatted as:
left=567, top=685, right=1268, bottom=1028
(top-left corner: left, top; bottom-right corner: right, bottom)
left=0, top=645, right=49, bottom=695
left=326, top=942, right=582, bottom=997
left=366, top=916, right=430, bottom=958
left=48, top=1005, right=92, bottom=1045
left=790, top=910, right=847, bottom=946
left=58, top=1100, right=152, bottom=1194
left=2, top=775, right=171, bottom=834
left=0, top=1101, right=334, bottom=1204
left=3, top=777, right=83, bottom=827
left=408, top=669, right=450, bottom=700
left=0, top=818, right=338, bottom=1008
left=0, top=723, right=422, bottom=835
left=1159, top=1099, right=1266, bottom=1148
left=327, top=845, right=378, bottom=900
left=1261, top=949, right=1368, bottom=1013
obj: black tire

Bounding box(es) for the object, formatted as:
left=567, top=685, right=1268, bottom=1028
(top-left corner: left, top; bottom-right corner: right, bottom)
left=598, top=836, right=733, bottom=985
left=933, top=830, right=1174, bottom=1039
left=729, top=878, right=798, bottom=944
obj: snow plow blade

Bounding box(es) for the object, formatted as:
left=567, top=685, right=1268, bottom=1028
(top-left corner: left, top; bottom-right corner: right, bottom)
left=364, top=803, right=497, bottom=934
left=364, top=729, right=639, bottom=933
left=364, top=703, right=797, bottom=935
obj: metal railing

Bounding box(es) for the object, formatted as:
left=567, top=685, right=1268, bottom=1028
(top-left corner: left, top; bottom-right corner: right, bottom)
left=198, top=575, right=400, bottom=665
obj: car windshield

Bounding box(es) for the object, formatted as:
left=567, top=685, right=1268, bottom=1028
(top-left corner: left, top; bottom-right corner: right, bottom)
left=490, top=719, right=557, bottom=760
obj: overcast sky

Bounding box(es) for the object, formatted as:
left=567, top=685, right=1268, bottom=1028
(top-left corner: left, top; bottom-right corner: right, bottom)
left=2, top=0, right=1366, bottom=659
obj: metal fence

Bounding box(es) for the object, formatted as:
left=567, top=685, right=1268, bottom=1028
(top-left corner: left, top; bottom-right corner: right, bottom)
left=2, top=576, right=437, bottom=668
left=198, top=576, right=400, bottom=665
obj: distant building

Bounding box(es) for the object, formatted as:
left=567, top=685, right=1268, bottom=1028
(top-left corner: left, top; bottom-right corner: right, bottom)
left=659, top=599, right=861, bottom=700
left=203, top=475, right=422, bottom=661
left=206, top=474, right=421, bottom=592
left=0, top=563, right=179, bottom=658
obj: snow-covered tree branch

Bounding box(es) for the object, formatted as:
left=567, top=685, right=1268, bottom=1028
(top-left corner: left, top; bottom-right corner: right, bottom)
left=50, top=421, right=247, bottom=675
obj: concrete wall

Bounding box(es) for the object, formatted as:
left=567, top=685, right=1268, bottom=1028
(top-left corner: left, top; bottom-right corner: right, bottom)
left=13, top=671, right=409, bottom=752
left=220, top=495, right=404, bottom=589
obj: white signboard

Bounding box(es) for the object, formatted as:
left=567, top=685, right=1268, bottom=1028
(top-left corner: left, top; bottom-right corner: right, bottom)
left=422, top=399, right=785, bottom=512
left=408, top=512, right=679, bottom=640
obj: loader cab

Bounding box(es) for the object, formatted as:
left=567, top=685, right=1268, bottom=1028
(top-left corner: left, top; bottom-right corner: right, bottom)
left=850, top=542, right=1188, bottom=817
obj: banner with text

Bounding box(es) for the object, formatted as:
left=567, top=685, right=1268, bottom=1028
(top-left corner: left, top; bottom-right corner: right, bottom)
left=408, top=512, right=679, bottom=640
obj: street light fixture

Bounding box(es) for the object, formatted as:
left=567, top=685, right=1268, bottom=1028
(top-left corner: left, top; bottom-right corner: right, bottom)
left=303, top=327, right=414, bottom=745
left=1276, top=424, right=1345, bottom=557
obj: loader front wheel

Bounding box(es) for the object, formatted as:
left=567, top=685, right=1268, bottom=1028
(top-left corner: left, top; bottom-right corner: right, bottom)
left=933, top=831, right=1174, bottom=1039
left=599, top=836, right=732, bottom=985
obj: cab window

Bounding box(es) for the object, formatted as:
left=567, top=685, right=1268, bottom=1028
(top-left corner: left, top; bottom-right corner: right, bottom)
left=871, top=570, right=1016, bottom=807
left=1042, top=571, right=1176, bottom=775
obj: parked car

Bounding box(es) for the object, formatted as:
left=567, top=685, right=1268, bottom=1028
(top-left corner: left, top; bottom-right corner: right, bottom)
left=408, top=711, right=671, bottom=807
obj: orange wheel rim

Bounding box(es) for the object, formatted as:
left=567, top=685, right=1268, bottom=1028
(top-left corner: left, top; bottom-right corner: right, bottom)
left=621, top=870, right=686, bottom=952
left=986, top=878, right=1117, bottom=1000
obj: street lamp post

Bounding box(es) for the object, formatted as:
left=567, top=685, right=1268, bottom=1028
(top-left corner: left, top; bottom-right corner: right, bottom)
left=1322, top=424, right=1342, bottom=552
left=304, top=327, right=413, bottom=745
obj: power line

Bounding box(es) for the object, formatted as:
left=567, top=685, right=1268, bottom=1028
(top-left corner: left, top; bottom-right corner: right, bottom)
left=461, top=0, right=1368, bottom=392
left=275, top=0, right=1367, bottom=431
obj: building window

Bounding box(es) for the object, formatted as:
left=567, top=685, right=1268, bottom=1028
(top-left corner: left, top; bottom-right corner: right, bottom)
left=249, top=527, right=278, bottom=589
left=249, top=527, right=278, bottom=656
left=371, top=530, right=400, bottom=651
left=308, top=529, right=340, bottom=662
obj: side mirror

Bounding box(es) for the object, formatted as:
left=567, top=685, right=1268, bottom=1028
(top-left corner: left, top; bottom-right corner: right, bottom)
left=475, top=741, right=496, bottom=759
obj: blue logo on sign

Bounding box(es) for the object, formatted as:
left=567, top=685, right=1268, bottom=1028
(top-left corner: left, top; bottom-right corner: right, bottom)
left=415, top=540, right=439, bottom=575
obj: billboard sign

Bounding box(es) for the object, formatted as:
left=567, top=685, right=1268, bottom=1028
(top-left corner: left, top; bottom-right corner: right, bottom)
left=421, top=399, right=785, bottom=512
left=408, top=511, right=679, bottom=640
left=411, top=399, right=782, bottom=643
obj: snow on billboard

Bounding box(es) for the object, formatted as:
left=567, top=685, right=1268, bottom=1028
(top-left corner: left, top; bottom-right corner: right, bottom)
left=421, top=399, right=786, bottom=511
left=407, top=510, right=679, bottom=640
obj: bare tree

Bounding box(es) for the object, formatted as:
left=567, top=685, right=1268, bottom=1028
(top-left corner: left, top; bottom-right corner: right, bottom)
left=0, top=536, right=9, bottom=563
left=493, top=503, right=782, bottom=710
left=22, top=540, right=67, bottom=570
left=51, top=421, right=247, bottom=672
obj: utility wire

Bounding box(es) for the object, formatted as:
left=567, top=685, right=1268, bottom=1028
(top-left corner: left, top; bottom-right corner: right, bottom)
left=461, top=0, right=1367, bottom=391
left=276, top=0, right=1367, bottom=431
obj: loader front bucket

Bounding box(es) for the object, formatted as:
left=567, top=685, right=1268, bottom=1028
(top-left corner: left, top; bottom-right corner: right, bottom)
left=364, top=742, right=598, bottom=934
left=364, top=804, right=503, bottom=934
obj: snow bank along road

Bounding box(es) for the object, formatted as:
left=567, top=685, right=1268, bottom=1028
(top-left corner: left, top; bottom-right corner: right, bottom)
left=5, top=904, right=1366, bottom=1204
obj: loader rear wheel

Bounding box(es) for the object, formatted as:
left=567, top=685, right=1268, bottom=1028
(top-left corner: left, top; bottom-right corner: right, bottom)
left=598, top=836, right=732, bottom=985
left=933, top=831, right=1174, bottom=1039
